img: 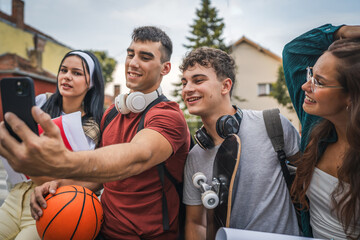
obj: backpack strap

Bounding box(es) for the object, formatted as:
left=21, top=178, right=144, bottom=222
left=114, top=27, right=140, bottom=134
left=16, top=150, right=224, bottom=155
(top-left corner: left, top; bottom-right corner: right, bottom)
left=263, top=109, right=292, bottom=190
left=101, top=95, right=189, bottom=233
left=137, top=95, right=171, bottom=231
left=102, top=106, right=118, bottom=132
left=157, top=163, right=170, bottom=231
left=102, top=94, right=168, bottom=133
left=137, top=95, right=180, bottom=232
left=137, top=95, right=168, bottom=131
left=103, top=95, right=173, bottom=231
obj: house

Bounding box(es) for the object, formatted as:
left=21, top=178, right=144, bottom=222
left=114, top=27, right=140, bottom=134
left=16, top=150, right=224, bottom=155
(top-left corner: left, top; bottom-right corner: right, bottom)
left=230, top=36, right=300, bottom=131
left=0, top=0, right=72, bottom=120
left=105, top=84, right=120, bottom=109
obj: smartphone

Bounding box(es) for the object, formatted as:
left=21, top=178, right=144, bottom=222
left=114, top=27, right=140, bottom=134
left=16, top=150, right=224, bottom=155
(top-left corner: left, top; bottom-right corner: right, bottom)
left=0, top=77, right=38, bottom=142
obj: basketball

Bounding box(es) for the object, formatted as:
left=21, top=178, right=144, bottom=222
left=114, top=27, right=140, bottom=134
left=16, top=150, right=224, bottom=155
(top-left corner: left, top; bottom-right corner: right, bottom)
left=36, top=185, right=103, bottom=240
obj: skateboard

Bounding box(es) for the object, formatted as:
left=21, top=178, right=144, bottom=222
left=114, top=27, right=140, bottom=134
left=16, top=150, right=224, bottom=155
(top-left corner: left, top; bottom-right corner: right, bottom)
left=192, top=134, right=241, bottom=239
left=192, top=172, right=219, bottom=209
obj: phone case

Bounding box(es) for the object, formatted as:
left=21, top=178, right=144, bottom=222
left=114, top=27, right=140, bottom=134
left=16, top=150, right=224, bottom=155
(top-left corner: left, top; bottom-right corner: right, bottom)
left=0, top=77, right=38, bottom=142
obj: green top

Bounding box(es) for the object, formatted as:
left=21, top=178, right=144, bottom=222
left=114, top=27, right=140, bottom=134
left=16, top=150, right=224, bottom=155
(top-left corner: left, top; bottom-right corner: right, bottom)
left=282, top=23, right=344, bottom=237
left=282, top=23, right=343, bottom=153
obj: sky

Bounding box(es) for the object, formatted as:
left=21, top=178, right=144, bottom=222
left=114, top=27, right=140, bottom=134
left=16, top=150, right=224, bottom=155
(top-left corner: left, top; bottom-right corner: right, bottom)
left=0, top=0, right=359, bottom=98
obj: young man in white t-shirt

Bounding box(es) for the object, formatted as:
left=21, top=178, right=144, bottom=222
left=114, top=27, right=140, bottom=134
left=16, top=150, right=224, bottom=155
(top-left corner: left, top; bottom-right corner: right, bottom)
left=180, top=47, right=301, bottom=239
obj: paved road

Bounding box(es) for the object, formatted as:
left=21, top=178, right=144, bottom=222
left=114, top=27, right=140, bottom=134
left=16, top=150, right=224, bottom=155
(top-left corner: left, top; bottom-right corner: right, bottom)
left=0, top=161, right=9, bottom=206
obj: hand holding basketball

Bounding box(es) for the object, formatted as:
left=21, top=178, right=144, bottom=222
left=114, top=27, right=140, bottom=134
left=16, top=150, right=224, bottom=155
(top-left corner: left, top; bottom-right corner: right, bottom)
left=36, top=185, right=103, bottom=240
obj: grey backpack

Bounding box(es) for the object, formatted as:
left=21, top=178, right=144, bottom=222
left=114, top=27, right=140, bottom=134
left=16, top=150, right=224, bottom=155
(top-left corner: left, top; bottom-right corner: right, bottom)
left=263, top=108, right=296, bottom=190
left=263, top=109, right=303, bottom=231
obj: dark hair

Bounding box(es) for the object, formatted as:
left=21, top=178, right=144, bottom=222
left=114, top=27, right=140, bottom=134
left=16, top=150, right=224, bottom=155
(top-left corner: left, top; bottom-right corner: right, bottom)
left=291, top=38, right=360, bottom=239
left=179, top=47, right=236, bottom=95
left=41, top=50, right=105, bottom=125
left=132, top=26, right=173, bottom=63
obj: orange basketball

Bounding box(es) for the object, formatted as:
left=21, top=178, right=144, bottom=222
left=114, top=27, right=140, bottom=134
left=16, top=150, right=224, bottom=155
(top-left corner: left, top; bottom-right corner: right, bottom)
left=36, top=185, right=103, bottom=240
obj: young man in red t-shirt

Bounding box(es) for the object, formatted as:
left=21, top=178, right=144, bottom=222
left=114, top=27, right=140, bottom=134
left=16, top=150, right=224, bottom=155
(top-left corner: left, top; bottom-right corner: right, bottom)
left=0, top=26, right=190, bottom=239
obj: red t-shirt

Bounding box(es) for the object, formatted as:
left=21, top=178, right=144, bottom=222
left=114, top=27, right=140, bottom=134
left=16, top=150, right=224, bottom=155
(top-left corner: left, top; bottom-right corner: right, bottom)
left=100, top=101, right=190, bottom=239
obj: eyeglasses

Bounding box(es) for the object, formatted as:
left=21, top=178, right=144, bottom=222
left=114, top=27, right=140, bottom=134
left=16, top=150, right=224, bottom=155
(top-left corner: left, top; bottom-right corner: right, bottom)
left=306, top=67, right=343, bottom=93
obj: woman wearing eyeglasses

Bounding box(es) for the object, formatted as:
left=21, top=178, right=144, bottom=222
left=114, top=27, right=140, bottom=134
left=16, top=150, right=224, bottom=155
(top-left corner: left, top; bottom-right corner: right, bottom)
left=283, top=24, right=360, bottom=239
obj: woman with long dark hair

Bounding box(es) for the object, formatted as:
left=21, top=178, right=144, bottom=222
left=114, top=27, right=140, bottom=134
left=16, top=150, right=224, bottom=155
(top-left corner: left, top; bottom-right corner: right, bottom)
left=283, top=24, right=360, bottom=239
left=40, top=50, right=104, bottom=127
left=0, top=50, right=105, bottom=239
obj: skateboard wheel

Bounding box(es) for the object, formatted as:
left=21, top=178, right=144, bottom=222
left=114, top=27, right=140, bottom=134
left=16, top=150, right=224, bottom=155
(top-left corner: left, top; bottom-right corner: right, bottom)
left=201, top=190, right=219, bottom=209
left=192, top=172, right=207, bottom=188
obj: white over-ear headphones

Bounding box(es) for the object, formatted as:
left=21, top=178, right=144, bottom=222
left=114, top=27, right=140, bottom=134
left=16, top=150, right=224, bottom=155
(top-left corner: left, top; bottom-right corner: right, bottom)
left=115, top=87, right=163, bottom=114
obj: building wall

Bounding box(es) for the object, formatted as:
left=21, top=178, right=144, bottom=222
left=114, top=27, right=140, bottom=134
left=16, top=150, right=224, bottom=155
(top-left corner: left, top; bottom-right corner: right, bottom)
left=0, top=0, right=70, bottom=121
left=0, top=20, right=33, bottom=59
left=0, top=19, right=71, bottom=75
left=230, top=42, right=301, bottom=130
left=42, top=41, right=71, bottom=74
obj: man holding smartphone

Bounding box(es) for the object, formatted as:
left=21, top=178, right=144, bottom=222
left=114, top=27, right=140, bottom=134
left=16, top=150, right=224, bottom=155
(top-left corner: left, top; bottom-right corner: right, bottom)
left=0, top=26, right=190, bottom=240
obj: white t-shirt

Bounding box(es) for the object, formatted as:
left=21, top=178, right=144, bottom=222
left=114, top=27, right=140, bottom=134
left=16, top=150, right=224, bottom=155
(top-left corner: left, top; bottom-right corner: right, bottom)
left=183, top=109, right=301, bottom=235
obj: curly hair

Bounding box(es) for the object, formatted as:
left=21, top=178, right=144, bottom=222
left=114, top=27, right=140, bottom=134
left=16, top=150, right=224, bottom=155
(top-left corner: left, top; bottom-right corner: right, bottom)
left=179, top=47, right=236, bottom=95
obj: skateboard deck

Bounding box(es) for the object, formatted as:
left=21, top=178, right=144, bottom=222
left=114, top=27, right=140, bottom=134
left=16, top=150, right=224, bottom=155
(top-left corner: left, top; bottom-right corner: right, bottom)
left=207, top=134, right=241, bottom=239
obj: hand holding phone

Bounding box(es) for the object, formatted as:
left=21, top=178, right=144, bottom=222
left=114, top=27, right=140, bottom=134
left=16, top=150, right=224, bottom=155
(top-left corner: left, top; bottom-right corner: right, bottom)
left=0, top=77, right=38, bottom=142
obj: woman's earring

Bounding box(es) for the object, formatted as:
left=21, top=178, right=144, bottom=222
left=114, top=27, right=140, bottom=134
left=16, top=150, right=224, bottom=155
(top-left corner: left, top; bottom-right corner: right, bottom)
left=346, top=105, right=350, bottom=111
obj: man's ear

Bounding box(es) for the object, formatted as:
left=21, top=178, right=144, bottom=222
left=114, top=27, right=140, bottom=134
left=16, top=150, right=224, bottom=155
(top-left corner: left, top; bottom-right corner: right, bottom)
left=160, top=62, right=171, bottom=76
left=221, top=78, right=233, bottom=95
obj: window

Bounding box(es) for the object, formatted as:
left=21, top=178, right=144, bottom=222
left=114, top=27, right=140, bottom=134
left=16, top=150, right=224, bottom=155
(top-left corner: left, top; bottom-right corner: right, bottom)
left=258, top=83, right=272, bottom=96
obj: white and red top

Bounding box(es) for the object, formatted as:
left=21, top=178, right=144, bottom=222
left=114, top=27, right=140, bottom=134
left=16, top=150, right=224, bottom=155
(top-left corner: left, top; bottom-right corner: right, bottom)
left=1, top=111, right=91, bottom=185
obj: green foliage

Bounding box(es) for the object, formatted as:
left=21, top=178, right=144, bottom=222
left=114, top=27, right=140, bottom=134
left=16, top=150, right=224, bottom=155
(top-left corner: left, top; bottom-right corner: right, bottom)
left=270, top=66, right=294, bottom=111
left=183, top=0, right=228, bottom=52
left=88, top=50, right=117, bottom=86
left=172, top=0, right=228, bottom=114
left=171, top=77, right=186, bottom=110
left=185, top=114, right=203, bottom=139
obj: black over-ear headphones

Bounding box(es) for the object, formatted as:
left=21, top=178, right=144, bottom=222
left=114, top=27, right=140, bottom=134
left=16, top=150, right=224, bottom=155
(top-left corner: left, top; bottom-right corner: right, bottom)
left=194, top=106, right=243, bottom=150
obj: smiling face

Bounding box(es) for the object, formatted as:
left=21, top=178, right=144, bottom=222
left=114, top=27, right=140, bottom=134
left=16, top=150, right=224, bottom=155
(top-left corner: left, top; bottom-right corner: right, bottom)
left=57, top=55, right=89, bottom=101
left=125, top=40, right=170, bottom=93
left=301, top=52, right=350, bottom=120
left=181, top=63, right=231, bottom=118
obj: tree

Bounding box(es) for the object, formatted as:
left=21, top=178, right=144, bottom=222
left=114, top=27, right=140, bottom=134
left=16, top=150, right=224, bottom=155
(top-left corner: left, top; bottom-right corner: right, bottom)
left=184, top=0, right=228, bottom=52
left=172, top=0, right=227, bottom=110
left=171, top=76, right=186, bottom=110
left=270, top=66, right=294, bottom=111
left=88, top=50, right=117, bottom=86
left=172, top=0, right=228, bottom=135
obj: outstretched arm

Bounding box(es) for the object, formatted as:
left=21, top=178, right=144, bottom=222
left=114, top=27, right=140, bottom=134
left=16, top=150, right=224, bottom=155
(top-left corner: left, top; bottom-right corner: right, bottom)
left=0, top=106, right=173, bottom=182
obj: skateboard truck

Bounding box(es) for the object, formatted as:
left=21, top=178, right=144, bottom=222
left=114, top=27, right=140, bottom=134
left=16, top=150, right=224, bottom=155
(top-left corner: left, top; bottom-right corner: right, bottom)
left=192, top=172, right=219, bottom=209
